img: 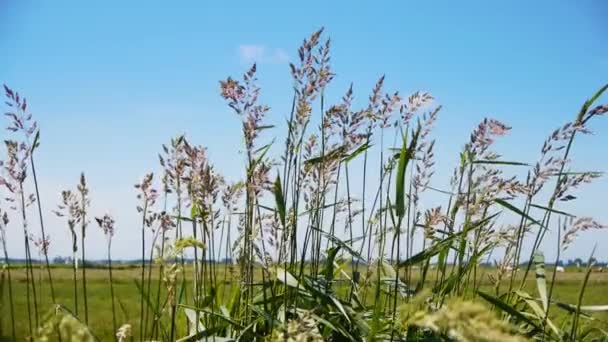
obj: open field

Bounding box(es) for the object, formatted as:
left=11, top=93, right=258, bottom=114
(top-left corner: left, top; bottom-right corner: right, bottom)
left=2, top=265, right=607, bottom=340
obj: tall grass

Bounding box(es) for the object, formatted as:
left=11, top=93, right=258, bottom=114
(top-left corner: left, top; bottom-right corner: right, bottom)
left=77, top=172, right=90, bottom=324
left=95, top=213, right=118, bottom=336
left=54, top=189, right=81, bottom=316
left=0, top=209, right=16, bottom=340
left=2, top=30, right=608, bottom=341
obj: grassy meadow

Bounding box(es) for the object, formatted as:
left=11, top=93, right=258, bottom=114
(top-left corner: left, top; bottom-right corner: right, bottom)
left=1, top=28, right=607, bottom=341
left=2, top=265, right=607, bottom=340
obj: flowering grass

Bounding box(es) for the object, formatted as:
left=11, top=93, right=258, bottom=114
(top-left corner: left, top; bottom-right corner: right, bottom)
left=1, top=28, right=607, bottom=341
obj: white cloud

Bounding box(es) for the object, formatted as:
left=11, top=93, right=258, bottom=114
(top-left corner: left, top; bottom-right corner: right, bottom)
left=238, top=45, right=290, bottom=64
left=272, top=48, right=290, bottom=63
left=238, top=44, right=266, bottom=63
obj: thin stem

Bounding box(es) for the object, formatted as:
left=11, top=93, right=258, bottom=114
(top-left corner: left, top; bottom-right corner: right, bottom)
left=143, top=227, right=160, bottom=339
left=71, top=227, right=79, bottom=316
left=80, top=207, right=88, bottom=324
left=108, top=241, right=118, bottom=340
left=20, top=186, right=39, bottom=329
left=29, top=155, right=55, bottom=303
left=152, top=189, right=169, bottom=340
left=1, top=234, right=16, bottom=340
left=139, top=202, right=148, bottom=341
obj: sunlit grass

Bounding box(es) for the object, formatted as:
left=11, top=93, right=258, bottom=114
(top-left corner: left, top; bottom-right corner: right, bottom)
left=1, top=28, right=607, bottom=341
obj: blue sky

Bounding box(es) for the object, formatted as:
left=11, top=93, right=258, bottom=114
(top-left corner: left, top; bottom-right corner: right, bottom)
left=1, top=1, right=607, bottom=260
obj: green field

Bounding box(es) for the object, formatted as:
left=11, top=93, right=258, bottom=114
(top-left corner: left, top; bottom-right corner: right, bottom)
left=2, top=265, right=607, bottom=340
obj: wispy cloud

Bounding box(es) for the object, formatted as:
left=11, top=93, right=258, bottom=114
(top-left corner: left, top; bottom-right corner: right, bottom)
left=238, top=45, right=265, bottom=63
left=272, top=48, right=289, bottom=63
left=238, top=45, right=290, bottom=64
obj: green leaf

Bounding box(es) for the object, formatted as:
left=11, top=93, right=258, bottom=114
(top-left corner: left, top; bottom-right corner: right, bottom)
left=398, top=234, right=455, bottom=268
left=330, top=295, right=351, bottom=323
left=257, top=204, right=277, bottom=213
left=578, top=83, right=608, bottom=123
left=494, top=199, right=547, bottom=230
left=395, top=132, right=409, bottom=219
left=477, top=291, right=540, bottom=331
left=554, top=301, right=608, bottom=313
left=516, top=291, right=561, bottom=337
left=310, top=313, right=358, bottom=341
left=298, top=201, right=341, bottom=216
left=253, top=140, right=273, bottom=156
left=305, top=145, right=348, bottom=165
left=343, top=142, right=372, bottom=163
left=312, top=226, right=364, bottom=261
left=425, top=185, right=457, bottom=196
left=395, top=127, right=420, bottom=219
left=255, top=124, right=275, bottom=131
left=182, top=307, right=205, bottom=336
left=32, top=130, right=41, bottom=151
left=250, top=140, right=274, bottom=172
left=572, top=246, right=597, bottom=340
left=398, top=212, right=499, bottom=268
left=529, top=203, right=576, bottom=218
left=572, top=304, right=608, bottom=312
left=173, top=215, right=194, bottom=222
left=310, top=313, right=340, bottom=334
left=273, top=175, right=286, bottom=228
left=550, top=171, right=604, bottom=177
left=323, top=246, right=341, bottom=283
left=473, top=159, right=530, bottom=166
left=179, top=304, right=244, bottom=330
left=275, top=267, right=300, bottom=288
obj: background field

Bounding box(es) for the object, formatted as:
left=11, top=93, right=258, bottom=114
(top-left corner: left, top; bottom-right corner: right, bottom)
left=2, top=265, right=607, bottom=340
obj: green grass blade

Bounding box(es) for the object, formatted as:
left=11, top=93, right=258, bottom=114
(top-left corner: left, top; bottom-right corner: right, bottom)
left=273, top=175, right=286, bottom=228
left=343, top=142, right=372, bottom=163
left=398, top=212, right=499, bottom=268
left=571, top=246, right=597, bottom=340
left=275, top=267, right=300, bottom=289
left=477, top=291, right=540, bottom=331
left=529, top=203, right=576, bottom=218
left=494, top=199, right=546, bottom=230
left=516, top=291, right=561, bottom=337
left=558, top=303, right=608, bottom=312
left=304, top=145, right=348, bottom=165
left=473, top=160, right=530, bottom=166
left=578, top=83, right=608, bottom=123
left=395, top=131, right=409, bottom=219
left=179, top=304, right=244, bottom=330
